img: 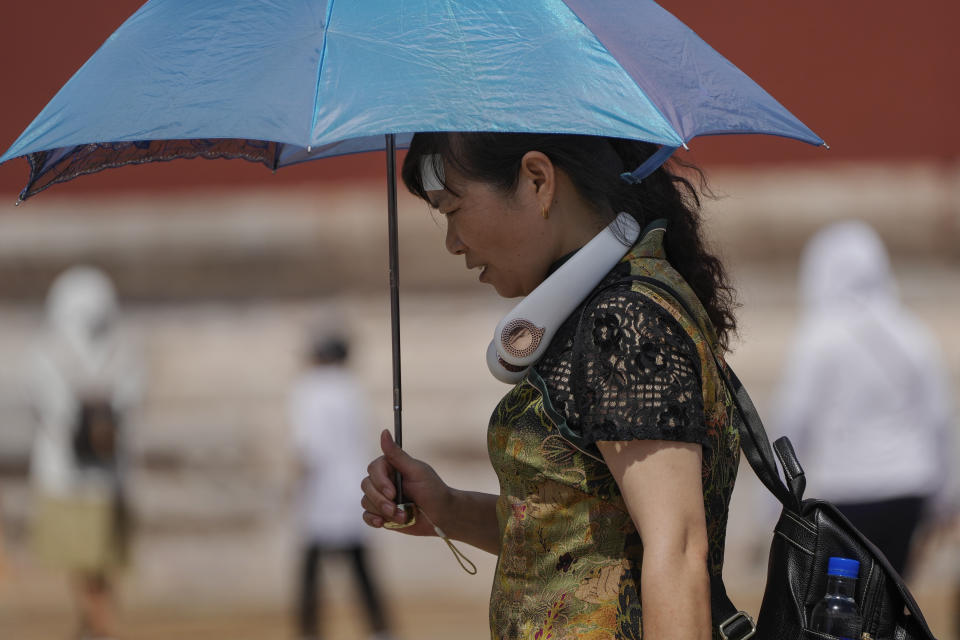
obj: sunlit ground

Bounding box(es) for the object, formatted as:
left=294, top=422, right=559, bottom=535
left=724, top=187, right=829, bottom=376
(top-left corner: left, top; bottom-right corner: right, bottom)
left=1, top=568, right=957, bottom=640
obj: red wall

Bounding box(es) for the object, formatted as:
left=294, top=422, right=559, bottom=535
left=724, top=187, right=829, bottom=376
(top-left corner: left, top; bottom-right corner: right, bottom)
left=0, top=2, right=956, bottom=198
left=668, top=2, right=960, bottom=168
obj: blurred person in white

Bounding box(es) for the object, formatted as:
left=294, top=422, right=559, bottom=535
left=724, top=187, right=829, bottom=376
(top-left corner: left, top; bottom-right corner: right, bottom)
left=289, top=333, right=394, bottom=640
left=27, top=266, right=143, bottom=640
left=774, top=221, right=958, bottom=578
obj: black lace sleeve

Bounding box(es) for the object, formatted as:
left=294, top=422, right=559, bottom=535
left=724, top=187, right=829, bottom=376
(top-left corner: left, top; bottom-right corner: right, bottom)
left=572, top=287, right=707, bottom=446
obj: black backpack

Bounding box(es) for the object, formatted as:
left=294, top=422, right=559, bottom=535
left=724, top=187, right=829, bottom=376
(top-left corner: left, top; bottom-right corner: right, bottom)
left=632, top=277, right=939, bottom=640
left=710, top=366, right=938, bottom=640
left=72, top=399, right=120, bottom=469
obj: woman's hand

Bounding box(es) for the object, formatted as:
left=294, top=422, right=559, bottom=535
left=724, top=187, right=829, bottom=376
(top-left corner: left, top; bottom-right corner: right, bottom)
left=361, top=429, right=452, bottom=537
left=361, top=430, right=503, bottom=555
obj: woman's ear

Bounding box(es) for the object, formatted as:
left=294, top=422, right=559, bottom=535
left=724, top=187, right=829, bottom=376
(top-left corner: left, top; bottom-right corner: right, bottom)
left=519, top=151, right=555, bottom=210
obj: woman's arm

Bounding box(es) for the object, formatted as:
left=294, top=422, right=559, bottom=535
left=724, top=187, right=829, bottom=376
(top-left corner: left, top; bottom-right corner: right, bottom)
left=443, top=488, right=501, bottom=555
left=597, top=439, right=712, bottom=640
left=361, top=429, right=501, bottom=555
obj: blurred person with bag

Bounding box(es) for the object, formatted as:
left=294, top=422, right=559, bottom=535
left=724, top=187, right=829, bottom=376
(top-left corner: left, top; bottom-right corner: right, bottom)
left=289, top=332, right=394, bottom=640
left=27, top=266, right=143, bottom=640
left=774, top=221, right=958, bottom=578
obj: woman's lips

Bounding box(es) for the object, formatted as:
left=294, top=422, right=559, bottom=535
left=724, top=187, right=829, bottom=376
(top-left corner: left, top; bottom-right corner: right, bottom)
left=468, top=262, right=488, bottom=282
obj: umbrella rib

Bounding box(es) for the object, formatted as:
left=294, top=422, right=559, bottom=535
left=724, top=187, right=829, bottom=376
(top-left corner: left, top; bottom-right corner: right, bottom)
left=309, top=0, right=338, bottom=147
left=558, top=1, right=688, bottom=144
left=271, top=142, right=282, bottom=172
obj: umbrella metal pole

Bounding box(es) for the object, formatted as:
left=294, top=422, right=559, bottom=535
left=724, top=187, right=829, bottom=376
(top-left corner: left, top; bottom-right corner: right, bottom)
left=385, top=133, right=406, bottom=506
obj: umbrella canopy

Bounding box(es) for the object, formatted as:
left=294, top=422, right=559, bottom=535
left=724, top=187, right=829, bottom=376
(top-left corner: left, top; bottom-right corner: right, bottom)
left=1, top=0, right=823, bottom=200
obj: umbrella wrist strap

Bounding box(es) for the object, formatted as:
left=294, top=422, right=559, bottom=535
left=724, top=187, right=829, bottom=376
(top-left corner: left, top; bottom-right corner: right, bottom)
left=420, top=508, right=477, bottom=575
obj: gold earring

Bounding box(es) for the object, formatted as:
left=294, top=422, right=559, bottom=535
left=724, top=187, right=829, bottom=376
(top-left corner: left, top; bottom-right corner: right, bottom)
left=541, top=204, right=549, bottom=219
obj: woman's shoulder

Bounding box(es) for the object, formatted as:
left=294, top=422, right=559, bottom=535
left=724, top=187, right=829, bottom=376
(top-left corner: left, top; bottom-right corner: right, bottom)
left=571, top=275, right=709, bottom=447
left=574, top=281, right=701, bottom=379
left=581, top=273, right=695, bottom=338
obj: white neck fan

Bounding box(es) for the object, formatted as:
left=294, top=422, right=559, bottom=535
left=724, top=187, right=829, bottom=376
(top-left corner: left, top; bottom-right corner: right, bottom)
left=486, top=212, right=641, bottom=383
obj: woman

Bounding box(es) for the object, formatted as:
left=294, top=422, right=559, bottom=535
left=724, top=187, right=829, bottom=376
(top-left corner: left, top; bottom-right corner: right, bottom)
left=360, top=133, right=741, bottom=640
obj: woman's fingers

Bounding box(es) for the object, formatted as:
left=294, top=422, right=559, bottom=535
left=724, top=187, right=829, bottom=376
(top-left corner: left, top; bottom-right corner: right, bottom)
left=366, top=455, right=397, bottom=501
left=362, top=509, right=384, bottom=528
left=360, top=488, right=393, bottom=529
left=361, top=469, right=409, bottom=528
left=360, top=477, right=393, bottom=514
left=360, top=494, right=393, bottom=521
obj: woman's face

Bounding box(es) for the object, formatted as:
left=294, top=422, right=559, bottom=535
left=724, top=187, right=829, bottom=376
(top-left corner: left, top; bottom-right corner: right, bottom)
left=427, top=163, right=554, bottom=298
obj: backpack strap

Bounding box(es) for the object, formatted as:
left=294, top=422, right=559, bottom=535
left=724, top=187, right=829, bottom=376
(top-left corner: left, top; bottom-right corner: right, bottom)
left=626, top=276, right=798, bottom=509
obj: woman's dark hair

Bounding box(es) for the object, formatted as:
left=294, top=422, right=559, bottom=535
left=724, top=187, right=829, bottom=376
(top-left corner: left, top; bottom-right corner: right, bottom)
left=401, top=132, right=738, bottom=347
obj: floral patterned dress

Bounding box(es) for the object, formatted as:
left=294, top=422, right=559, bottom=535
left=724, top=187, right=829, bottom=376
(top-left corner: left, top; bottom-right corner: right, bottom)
left=487, top=221, right=741, bottom=640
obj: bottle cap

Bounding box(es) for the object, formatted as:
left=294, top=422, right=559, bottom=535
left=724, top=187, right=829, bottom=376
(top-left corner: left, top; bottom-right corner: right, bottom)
left=827, top=557, right=860, bottom=578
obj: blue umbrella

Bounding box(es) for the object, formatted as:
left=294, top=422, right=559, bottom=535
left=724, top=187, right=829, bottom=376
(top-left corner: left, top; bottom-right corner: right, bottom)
left=0, top=0, right=823, bottom=513
left=0, top=0, right=823, bottom=198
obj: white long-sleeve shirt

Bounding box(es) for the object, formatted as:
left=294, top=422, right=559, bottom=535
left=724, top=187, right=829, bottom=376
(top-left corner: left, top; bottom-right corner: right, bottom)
left=289, top=366, right=371, bottom=545
left=774, top=222, right=956, bottom=509
left=29, top=267, right=142, bottom=498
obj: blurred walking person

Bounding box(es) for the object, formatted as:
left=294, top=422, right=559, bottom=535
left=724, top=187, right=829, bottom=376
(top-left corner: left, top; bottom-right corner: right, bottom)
left=774, top=221, right=957, bottom=577
left=27, top=266, right=143, bottom=640
left=289, top=333, right=394, bottom=640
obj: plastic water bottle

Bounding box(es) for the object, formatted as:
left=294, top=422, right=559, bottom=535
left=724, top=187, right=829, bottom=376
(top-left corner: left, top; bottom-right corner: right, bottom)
left=810, top=557, right=863, bottom=640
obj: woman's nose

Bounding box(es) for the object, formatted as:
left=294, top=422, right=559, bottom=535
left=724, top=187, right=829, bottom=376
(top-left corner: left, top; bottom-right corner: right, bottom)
left=445, top=223, right=465, bottom=255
